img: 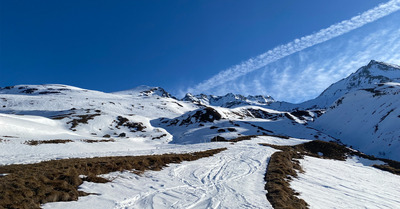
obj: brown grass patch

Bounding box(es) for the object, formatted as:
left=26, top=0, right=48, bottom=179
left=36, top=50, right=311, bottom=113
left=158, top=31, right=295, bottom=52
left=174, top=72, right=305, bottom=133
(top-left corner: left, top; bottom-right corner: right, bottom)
left=265, top=151, right=308, bottom=209
left=370, top=157, right=400, bottom=175
left=81, top=139, right=115, bottom=143
left=211, top=133, right=290, bottom=143
left=25, top=139, right=73, bottom=146
left=373, top=164, right=400, bottom=175
left=210, top=135, right=256, bottom=143
left=261, top=140, right=351, bottom=160
left=262, top=140, right=352, bottom=209
left=0, top=148, right=226, bottom=209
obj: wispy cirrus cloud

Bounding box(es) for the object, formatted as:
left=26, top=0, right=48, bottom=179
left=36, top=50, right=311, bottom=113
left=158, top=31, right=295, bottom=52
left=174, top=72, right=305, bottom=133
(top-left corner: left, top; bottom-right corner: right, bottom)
left=207, top=21, right=400, bottom=103
left=186, top=0, right=400, bottom=100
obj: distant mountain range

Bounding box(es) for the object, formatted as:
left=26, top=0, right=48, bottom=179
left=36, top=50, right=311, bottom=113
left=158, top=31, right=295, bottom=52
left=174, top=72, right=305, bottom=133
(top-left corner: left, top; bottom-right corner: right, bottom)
left=182, top=93, right=274, bottom=108
left=1, top=60, right=399, bottom=160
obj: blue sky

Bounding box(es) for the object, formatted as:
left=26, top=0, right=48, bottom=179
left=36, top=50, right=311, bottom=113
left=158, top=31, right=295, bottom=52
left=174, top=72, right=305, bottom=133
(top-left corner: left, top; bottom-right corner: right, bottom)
left=1, top=0, right=399, bottom=103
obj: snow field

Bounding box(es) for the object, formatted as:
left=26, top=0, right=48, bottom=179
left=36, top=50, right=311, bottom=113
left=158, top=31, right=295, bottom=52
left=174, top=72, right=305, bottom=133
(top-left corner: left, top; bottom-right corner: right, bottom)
left=43, top=137, right=304, bottom=209
left=291, top=156, right=400, bottom=209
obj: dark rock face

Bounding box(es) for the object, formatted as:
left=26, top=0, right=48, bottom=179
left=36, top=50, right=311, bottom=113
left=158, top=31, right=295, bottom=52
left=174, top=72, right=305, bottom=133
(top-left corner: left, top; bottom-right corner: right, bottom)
left=140, top=87, right=175, bottom=98
left=161, top=107, right=223, bottom=126
left=115, top=116, right=146, bottom=132
left=210, top=136, right=227, bottom=142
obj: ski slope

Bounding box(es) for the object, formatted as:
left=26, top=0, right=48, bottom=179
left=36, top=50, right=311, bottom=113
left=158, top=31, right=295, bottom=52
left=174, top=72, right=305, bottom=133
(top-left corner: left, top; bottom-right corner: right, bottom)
left=42, top=137, right=307, bottom=209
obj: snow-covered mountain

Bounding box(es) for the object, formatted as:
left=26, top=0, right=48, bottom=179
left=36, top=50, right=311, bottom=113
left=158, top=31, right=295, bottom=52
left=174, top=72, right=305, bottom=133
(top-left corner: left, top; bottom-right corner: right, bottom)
left=0, top=84, right=327, bottom=147
left=181, top=61, right=400, bottom=112
left=182, top=93, right=274, bottom=108
left=312, top=82, right=400, bottom=160
left=177, top=60, right=400, bottom=159
left=300, top=60, right=400, bottom=109
left=0, top=84, right=196, bottom=142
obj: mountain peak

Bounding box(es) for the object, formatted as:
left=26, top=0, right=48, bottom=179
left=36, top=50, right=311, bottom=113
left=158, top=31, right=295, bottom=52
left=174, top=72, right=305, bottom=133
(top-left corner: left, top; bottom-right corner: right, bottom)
left=296, top=60, right=400, bottom=110
left=358, top=60, right=400, bottom=80
left=366, top=60, right=400, bottom=71
left=368, top=59, right=380, bottom=65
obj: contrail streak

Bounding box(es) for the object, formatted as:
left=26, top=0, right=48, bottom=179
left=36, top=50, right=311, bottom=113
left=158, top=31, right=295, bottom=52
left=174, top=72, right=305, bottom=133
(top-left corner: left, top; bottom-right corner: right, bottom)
left=187, top=0, right=400, bottom=94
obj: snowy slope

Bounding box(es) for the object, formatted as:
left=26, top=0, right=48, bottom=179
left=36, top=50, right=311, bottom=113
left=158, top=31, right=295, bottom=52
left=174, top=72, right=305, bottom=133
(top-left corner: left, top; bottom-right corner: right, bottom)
left=312, top=82, right=400, bottom=160
left=0, top=113, right=79, bottom=140
left=0, top=112, right=163, bottom=165
left=291, top=155, right=400, bottom=209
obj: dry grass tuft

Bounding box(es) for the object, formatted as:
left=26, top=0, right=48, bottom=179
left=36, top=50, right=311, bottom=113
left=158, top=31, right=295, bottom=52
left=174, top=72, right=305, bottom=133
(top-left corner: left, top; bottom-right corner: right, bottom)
left=373, top=164, right=400, bottom=175
left=372, top=158, right=400, bottom=175
left=211, top=133, right=289, bottom=143
left=265, top=150, right=308, bottom=209
left=261, top=140, right=351, bottom=160
left=263, top=143, right=308, bottom=209
left=81, top=139, right=115, bottom=143
left=0, top=148, right=226, bottom=209
left=263, top=140, right=357, bottom=209
left=24, top=139, right=73, bottom=146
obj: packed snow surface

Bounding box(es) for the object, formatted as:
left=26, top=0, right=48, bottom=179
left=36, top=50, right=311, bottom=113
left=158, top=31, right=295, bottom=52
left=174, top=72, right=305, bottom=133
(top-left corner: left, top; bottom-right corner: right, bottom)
left=291, top=156, right=400, bottom=209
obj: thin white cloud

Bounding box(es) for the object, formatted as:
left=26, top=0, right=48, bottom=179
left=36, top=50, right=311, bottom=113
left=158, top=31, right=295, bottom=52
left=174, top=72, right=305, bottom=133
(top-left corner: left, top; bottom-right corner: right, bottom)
left=256, top=27, right=400, bottom=103
left=195, top=22, right=400, bottom=103
left=187, top=0, right=400, bottom=95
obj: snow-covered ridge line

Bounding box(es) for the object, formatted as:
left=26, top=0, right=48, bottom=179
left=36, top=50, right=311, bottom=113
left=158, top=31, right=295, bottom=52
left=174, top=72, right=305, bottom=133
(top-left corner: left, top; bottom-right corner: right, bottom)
left=292, top=59, right=400, bottom=110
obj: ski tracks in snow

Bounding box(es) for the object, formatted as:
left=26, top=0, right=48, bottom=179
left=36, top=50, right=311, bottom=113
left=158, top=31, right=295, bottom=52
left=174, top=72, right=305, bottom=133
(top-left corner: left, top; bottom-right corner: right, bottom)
left=114, top=142, right=275, bottom=209
left=41, top=137, right=308, bottom=209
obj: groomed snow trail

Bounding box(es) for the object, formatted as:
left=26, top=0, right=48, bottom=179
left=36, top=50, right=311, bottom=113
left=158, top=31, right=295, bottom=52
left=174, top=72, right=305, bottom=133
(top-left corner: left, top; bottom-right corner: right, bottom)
left=43, top=138, right=291, bottom=209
